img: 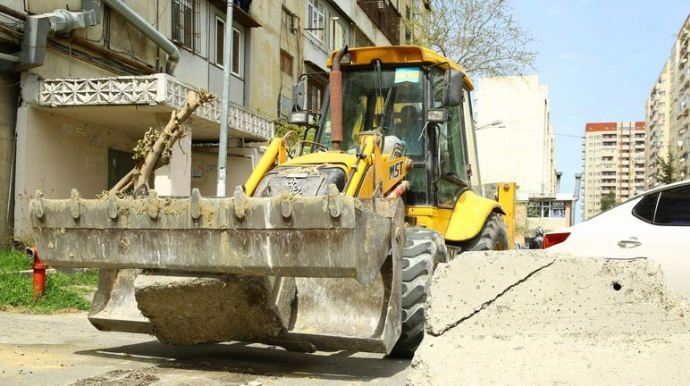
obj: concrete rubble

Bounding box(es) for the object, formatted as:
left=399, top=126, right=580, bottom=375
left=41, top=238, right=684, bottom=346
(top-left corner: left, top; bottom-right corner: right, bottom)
left=407, top=251, right=690, bottom=386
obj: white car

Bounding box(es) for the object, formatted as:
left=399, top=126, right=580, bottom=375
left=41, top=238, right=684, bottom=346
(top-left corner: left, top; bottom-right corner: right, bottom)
left=543, top=180, right=690, bottom=298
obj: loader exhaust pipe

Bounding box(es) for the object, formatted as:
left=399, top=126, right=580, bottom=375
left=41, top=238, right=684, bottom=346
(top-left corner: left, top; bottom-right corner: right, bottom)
left=330, top=46, right=348, bottom=150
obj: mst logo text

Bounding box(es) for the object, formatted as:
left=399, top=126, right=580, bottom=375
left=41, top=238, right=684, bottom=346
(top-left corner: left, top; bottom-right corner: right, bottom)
left=388, top=161, right=403, bottom=180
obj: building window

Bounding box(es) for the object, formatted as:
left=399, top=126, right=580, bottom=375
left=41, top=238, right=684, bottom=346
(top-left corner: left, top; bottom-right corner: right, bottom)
left=527, top=201, right=565, bottom=218
left=329, top=19, right=345, bottom=51
left=215, top=18, right=243, bottom=76
left=280, top=50, right=293, bottom=76
left=309, top=83, right=323, bottom=113
left=215, top=16, right=225, bottom=66
left=232, top=28, right=242, bottom=76
left=172, top=0, right=199, bottom=52
left=528, top=201, right=549, bottom=218
left=307, top=0, right=325, bottom=41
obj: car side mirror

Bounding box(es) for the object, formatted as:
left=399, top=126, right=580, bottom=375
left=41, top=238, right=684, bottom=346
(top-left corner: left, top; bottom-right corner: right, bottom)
left=443, top=70, right=463, bottom=107
left=292, top=79, right=306, bottom=112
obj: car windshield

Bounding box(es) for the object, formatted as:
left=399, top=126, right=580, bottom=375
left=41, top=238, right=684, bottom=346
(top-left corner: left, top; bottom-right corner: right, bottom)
left=317, top=66, right=425, bottom=154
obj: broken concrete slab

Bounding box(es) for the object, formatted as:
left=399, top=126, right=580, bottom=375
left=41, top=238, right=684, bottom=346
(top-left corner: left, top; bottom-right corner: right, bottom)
left=407, top=251, right=690, bottom=386
left=134, top=273, right=296, bottom=345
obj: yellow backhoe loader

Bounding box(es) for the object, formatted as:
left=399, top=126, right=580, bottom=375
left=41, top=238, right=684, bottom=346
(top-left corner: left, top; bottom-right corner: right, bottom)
left=30, top=45, right=512, bottom=357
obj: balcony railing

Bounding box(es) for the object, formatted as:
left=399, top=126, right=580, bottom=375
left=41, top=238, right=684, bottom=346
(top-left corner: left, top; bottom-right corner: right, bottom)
left=38, top=74, right=274, bottom=140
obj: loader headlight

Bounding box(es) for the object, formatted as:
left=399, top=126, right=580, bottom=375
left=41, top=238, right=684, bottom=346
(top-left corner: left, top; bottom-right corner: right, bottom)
left=427, top=109, right=449, bottom=123
left=289, top=111, right=309, bottom=124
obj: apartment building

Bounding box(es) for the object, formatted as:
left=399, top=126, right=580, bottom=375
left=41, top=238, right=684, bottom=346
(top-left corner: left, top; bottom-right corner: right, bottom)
left=0, top=0, right=415, bottom=244
left=646, top=13, right=690, bottom=187
left=669, top=14, right=690, bottom=181
left=645, top=60, right=672, bottom=189
left=581, top=121, right=646, bottom=221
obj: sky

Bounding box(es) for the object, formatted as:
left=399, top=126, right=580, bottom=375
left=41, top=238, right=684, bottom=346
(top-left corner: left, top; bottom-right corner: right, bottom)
left=506, top=0, right=689, bottom=211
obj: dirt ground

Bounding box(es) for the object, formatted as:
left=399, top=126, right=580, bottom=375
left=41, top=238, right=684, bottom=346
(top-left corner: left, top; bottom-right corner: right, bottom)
left=0, top=311, right=410, bottom=386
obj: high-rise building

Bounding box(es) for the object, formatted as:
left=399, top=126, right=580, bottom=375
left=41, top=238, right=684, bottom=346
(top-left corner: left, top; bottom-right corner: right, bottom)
left=669, top=15, right=690, bottom=181
left=645, top=60, right=672, bottom=189
left=646, top=13, right=690, bottom=187
left=581, top=121, right=646, bottom=221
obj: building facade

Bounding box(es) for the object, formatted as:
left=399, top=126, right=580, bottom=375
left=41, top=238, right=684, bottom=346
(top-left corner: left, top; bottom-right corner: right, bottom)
left=474, top=75, right=557, bottom=197
left=645, top=60, right=672, bottom=189
left=474, top=75, right=571, bottom=242
left=668, top=14, right=690, bottom=181
left=646, top=13, right=690, bottom=188
left=0, top=0, right=415, bottom=245
left=581, top=121, right=646, bottom=221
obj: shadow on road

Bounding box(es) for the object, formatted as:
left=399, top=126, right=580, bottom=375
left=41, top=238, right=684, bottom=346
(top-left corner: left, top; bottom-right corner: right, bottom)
left=76, top=340, right=410, bottom=382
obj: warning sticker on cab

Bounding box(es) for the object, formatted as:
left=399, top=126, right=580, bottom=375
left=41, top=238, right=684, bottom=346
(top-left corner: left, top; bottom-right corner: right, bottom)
left=394, top=68, right=420, bottom=84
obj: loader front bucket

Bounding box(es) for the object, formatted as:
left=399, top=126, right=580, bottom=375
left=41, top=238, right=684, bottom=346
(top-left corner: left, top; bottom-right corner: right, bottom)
left=30, top=188, right=406, bottom=353
left=31, top=188, right=398, bottom=286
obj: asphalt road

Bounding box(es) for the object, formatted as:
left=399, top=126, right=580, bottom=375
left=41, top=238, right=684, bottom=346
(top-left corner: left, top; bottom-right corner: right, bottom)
left=0, top=311, right=410, bottom=386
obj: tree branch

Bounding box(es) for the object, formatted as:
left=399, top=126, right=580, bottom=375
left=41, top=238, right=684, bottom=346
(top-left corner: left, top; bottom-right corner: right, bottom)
left=108, top=89, right=215, bottom=195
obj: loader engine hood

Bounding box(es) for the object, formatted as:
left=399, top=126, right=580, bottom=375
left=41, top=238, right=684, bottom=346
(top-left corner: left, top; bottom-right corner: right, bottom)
left=280, top=152, right=358, bottom=169
left=253, top=152, right=357, bottom=197
left=254, top=166, right=347, bottom=197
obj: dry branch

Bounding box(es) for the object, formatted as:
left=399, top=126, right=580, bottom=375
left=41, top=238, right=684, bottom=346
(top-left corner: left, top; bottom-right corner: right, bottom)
left=109, top=89, right=215, bottom=195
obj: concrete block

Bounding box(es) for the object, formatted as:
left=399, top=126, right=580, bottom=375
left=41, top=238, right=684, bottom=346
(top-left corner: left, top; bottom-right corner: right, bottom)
left=134, top=273, right=296, bottom=345
left=407, top=251, right=690, bottom=386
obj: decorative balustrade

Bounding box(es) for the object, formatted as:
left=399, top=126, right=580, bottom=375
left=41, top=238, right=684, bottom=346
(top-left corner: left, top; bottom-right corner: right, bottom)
left=38, top=74, right=274, bottom=140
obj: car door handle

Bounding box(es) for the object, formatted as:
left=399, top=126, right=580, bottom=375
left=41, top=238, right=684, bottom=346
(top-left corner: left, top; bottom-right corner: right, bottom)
left=617, top=238, right=641, bottom=248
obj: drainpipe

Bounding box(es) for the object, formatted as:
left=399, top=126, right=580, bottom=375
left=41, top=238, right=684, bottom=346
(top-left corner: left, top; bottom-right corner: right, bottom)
left=217, top=0, right=235, bottom=197
left=330, top=46, right=349, bottom=150
left=572, top=173, right=582, bottom=226
left=102, top=0, right=180, bottom=75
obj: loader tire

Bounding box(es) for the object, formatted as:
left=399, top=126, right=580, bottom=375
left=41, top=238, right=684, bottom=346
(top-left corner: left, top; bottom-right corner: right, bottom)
left=458, top=213, right=509, bottom=251
left=389, top=228, right=447, bottom=358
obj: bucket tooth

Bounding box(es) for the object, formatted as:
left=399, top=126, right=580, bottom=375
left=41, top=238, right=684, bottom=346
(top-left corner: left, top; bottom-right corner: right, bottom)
left=191, top=188, right=201, bottom=220
left=70, top=189, right=81, bottom=219
left=32, top=190, right=44, bottom=220
left=234, top=186, right=247, bottom=219
left=108, top=192, right=118, bottom=220
left=280, top=192, right=293, bottom=219
left=327, top=184, right=342, bottom=218
left=147, top=190, right=159, bottom=219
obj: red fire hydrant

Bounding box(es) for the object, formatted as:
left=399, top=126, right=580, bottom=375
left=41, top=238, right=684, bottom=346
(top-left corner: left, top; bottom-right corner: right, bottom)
left=26, top=246, right=47, bottom=300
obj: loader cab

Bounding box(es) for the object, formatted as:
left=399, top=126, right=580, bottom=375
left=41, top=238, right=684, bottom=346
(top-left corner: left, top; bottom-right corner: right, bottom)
left=290, top=47, right=475, bottom=209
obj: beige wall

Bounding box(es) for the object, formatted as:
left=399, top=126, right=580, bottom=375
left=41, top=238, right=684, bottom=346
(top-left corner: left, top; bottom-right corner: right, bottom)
left=246, top=0, right=284, bottom=116
left=190, top=147, right=263, bottom=197
left=475, top=76, right=557, bottom=196
left=13, top=108, right=140, bottom=236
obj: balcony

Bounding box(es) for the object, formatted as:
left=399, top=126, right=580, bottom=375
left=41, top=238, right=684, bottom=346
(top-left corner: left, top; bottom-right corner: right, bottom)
left=37, top=74, right=274, bottom=141
left=357, top=0, right=401, bottom=45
